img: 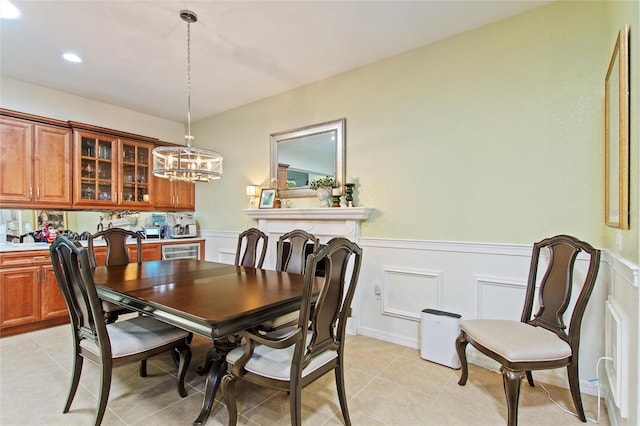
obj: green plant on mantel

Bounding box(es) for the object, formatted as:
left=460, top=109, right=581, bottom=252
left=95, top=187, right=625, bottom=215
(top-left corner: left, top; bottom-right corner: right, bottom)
left=310, top=176, right=336, bottom=190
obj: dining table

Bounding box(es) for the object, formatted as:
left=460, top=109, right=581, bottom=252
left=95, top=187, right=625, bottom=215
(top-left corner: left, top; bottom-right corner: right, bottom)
left=92, top=258, right=318, bottom=425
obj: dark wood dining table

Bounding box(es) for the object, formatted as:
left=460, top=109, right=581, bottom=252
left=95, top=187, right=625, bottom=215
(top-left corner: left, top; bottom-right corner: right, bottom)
left=92, top=259, right=316, bottom=425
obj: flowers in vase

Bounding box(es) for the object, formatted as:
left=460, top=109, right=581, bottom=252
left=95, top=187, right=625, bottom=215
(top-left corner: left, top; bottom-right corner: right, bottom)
left=310, top=176, right=337, bottom=190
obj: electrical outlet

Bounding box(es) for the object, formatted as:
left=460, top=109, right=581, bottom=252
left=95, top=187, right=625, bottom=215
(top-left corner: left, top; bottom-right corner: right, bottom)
left=374, top=284, right=382, bottom=298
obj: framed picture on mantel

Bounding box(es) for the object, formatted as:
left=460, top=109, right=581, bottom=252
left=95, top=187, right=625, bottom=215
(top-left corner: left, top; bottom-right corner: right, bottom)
left=259, top=189, right=276, bottom=209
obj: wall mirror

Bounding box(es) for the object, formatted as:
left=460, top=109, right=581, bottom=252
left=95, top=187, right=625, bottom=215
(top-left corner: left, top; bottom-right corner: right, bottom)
left=270, top=118, right=345, bottom=198
left=605, top=24, right=630, bottom=229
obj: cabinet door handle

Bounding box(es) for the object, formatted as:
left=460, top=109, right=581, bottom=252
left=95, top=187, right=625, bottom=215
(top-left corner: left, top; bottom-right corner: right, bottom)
left=36, top=270, right=40, bottom=284
left=32, top=256, right=46, bottom=261
left=29, top=187, right=33, bottom=199
left=36, top=187, right=40, bottom=199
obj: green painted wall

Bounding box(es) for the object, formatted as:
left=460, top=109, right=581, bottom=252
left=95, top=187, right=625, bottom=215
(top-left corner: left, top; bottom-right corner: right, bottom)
left=193, top=1, right=612, bottom=246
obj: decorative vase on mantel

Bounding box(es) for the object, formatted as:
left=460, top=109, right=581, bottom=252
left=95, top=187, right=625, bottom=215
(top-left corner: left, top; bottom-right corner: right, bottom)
left=316, top=187, right=331, bottom=207
left=310, top=176, right=337, bottom=208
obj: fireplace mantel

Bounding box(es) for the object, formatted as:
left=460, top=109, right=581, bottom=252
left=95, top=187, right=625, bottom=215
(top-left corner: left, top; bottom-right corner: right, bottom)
left=243, top=207, right=372, bottom=221
left=243, top=207, right=372, bottom=264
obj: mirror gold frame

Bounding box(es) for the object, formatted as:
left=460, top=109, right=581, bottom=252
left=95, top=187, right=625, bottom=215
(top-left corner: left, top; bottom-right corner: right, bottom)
left=270, top=119, right=345, bottom=198
left=605, top=24, right=630, bottom=229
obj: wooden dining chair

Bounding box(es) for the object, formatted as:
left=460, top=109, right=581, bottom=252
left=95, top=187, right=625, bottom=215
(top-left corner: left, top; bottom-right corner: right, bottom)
left=276, top=229, right=319, bottom=274
left=456, top=235, right=601, bottom=426
left=221, top=237, right=363, bottom=426
left=50, top=236, right=192, bottom=426
left=235, top=228, right=268, bottom=268
left=257, top=229, right=320, bottom=331
left=88, top=228, right=142, bottom=323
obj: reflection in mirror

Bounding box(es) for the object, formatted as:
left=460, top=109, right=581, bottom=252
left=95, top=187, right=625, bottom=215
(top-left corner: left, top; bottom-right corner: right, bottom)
left=270, top=119, right=345, bottom=198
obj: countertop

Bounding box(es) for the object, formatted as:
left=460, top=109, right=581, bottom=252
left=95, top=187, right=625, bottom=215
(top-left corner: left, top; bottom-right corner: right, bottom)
left=0, top=237, right=205, bottom=253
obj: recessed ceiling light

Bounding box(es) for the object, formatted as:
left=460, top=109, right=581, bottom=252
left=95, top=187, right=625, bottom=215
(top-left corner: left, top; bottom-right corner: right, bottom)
left=0, top=0, right=21, bottom=19
left=63, top=53, right=82, bottom=63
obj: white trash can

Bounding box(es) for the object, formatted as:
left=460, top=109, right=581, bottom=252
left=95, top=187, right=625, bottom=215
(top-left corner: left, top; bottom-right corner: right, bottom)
left=420, top=308, right=461, bottom=369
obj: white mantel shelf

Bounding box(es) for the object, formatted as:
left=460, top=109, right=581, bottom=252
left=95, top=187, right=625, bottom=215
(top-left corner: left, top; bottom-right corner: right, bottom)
left=243, top=207, right=373, bottom=221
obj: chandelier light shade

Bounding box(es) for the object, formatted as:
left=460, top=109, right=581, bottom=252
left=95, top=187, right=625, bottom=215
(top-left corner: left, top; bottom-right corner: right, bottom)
left=153, top=9, right=223, bottom=183
left=152, top=144, right=222, bottom=182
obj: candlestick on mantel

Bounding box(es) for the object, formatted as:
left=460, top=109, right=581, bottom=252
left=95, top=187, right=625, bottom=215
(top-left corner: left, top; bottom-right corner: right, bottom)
left=344, top=183, right=355, bottom=207
left=331, top=187, right=341, bottom=207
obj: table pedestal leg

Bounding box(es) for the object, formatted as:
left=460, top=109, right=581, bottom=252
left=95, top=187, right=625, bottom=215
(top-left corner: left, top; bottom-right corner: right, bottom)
left=193, top=336, right=239, bottom=426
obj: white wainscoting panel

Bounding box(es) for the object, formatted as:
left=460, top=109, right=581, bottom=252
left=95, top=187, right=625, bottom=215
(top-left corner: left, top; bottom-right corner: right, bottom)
left=200, top=230, right=239, bottom=264
left=604, top=252, right=638, bottom=426
left=381, top=266, right=442, bottom=321
left=474, top=276, right=527, bottom=320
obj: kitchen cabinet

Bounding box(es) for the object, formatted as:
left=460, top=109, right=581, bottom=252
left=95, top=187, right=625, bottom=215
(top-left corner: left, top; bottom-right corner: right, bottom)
left=1, top=109, right=199, bottom=212
left=0, top=114, right=72, bottom=208
left=72, top=128, right=154, bottom=210
left=152, top=176, right=195, bottom=211
left=0, top=250, right=68, bottom=336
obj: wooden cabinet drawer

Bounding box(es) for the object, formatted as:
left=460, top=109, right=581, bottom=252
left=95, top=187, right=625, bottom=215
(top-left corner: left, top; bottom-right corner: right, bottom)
left=0, top=250, right=51, bottom=267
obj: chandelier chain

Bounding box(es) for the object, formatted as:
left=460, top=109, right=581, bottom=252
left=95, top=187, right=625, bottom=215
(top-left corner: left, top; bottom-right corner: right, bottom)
left=151, top=9, right=223, bottom=183
left=186, top=18, right=192, bottom=144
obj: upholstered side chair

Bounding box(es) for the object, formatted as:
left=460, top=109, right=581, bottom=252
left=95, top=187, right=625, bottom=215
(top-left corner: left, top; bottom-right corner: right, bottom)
left=456, top=234, right=601, bottom=426
left=221, top=237, right=363, bottom=426
left=50, top=236, right=192, bottom=426
left=235, top=228, right=268, bottom=268
left=259, top=229, right=320, bottom=331
left=276, top=229, right=319, bottom=274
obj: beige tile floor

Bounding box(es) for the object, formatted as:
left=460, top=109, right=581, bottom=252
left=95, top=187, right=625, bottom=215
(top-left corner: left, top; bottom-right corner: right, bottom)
left=0, top=323, right=608, bottom=426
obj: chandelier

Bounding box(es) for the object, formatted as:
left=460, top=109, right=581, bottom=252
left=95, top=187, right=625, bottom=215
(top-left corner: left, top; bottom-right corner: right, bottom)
left=152, top=10, right=223, bottom=183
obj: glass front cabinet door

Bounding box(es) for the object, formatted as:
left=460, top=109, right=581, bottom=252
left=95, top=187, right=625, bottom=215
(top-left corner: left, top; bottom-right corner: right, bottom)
left=74, top=130, right=117, bottom=207
left=120, top=139, right=152, bottom=208
left=73, top=130, right=153, bottom=209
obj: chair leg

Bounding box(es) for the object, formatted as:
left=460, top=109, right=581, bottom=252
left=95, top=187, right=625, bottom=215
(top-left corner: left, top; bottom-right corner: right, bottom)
left=176, top=342, right=192, bottom=397
left=567, top=363, right=586, bottom=422
left=456, top=333, right=469, bottom=385
left=64, top=352, right=83, bottom=413
left=139, top=359, right=147, bottom=377
left=290, top=386, right=302, bottom=426
left=104, top=311, right=118, bottom=324
left=335, top=363, right=352, bottom=426
left=220, top=373, right=238, bottom=426
left=525, top=371, right=534, bottom=387
left=95, top=360, right=112, bottom=426
left=501, top=367, right=524, bottom=426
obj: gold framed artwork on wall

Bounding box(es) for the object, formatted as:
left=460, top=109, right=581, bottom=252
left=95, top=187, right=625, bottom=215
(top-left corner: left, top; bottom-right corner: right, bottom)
left=604, top=24, right=630, bottom=229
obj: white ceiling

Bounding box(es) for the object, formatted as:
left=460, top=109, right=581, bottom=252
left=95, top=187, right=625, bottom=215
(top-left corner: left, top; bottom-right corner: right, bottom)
left=1, top=1, right=549, bottom=123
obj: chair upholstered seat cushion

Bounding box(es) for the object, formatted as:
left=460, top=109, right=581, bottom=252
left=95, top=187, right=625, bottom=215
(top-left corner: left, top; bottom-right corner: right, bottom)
left=459, top=319, right=572, bottom=363
left=226, top=331, right=337, bottom=381
left=80, top=316, right=190, bottom=359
